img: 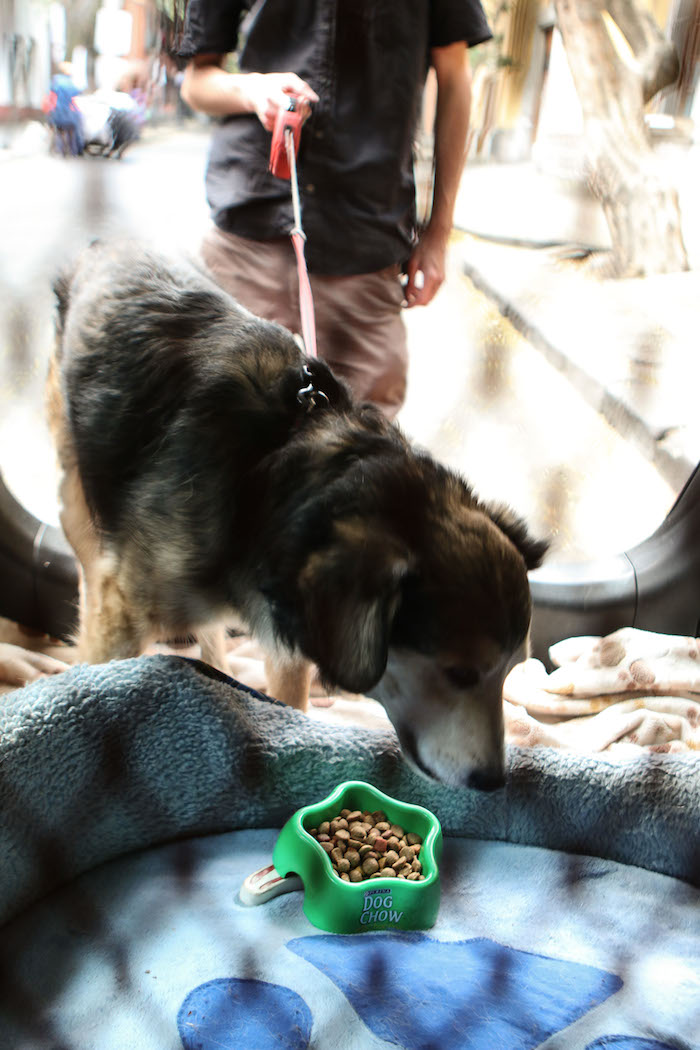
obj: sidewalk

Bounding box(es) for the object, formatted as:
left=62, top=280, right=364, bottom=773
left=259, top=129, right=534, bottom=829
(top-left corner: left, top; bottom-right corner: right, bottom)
left=453, top=160, right=700, bottom=492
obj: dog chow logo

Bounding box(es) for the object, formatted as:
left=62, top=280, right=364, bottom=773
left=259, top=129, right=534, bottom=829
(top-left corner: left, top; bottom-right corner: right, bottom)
left=359, top=887, right=404, bottom=926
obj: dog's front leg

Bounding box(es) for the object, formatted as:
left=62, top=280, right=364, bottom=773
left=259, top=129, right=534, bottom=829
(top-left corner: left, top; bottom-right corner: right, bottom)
left=264, top=649, right=312, bottom=712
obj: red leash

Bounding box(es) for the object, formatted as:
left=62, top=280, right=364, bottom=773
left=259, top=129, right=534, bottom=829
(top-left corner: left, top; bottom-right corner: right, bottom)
left=269, top=97, right=318, bottom=359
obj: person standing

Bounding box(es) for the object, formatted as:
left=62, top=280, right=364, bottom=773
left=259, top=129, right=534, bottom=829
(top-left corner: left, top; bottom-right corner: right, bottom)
left=46, top=62, right=85, bottom=157
left=180, top=1, right=491, bottom=418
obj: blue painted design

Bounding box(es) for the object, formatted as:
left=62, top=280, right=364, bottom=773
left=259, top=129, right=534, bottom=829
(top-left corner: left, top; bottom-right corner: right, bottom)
left=586, top=1039, right=679, bottom=1050
left=288, top=933, right=622, bottom=1050
left=177, top=977, right=312, bottom=1050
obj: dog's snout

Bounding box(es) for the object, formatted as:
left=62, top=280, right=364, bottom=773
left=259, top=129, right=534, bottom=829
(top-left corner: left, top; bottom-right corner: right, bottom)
left=466, top=768, right=506, bottom=793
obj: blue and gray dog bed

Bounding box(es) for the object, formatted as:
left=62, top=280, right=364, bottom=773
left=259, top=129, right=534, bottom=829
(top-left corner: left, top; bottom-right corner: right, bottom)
left=0, top=656, right=698, bottom=1049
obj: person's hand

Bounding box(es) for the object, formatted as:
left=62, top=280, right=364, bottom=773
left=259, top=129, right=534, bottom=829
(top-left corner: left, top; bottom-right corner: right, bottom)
left=0, top=643, right=68, bottom=688
left=403, top=224, right=449, bottom=308
left=244, top=72, right=318, bottom=132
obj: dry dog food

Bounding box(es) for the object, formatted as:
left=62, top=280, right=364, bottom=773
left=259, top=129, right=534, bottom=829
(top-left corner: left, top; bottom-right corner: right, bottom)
left=306, top=808, right=425, bottom=883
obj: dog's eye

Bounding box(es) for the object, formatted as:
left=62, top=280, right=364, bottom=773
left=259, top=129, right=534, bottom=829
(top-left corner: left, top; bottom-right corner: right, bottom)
left=443, top=666, right=480, bottom=690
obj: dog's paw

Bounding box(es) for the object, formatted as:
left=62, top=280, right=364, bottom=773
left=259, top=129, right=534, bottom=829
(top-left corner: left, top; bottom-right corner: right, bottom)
left=0, top=643, right=69, bottom=688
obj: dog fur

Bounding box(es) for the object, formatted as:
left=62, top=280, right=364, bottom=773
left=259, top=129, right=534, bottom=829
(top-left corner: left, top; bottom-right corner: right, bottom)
left=48, top=240, right=547, bottom=790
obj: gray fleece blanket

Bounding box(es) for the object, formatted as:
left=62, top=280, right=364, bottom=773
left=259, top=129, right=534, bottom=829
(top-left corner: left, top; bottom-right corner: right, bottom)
left=0, top=655, right=698, bottom=928
left=0, top=657, right=699, bottom=1050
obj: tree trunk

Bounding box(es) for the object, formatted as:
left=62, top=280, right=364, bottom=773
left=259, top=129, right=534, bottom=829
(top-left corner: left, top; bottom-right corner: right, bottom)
left=553, top=0, right=689, bottom=277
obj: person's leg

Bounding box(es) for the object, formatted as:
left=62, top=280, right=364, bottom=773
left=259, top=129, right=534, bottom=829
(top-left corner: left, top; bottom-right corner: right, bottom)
left=201, top=227, right=408, bottom=418
left=310, top=265, right=408, bottom=419
left=55, top=126, right=67, bottom=156
left=72, top=118, right=85, bottom=156
left=200, top=226, right=300, bottom=333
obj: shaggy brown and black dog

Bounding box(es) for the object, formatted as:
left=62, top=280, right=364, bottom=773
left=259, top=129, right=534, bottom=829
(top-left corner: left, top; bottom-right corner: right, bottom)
left=47, top=240, right=546, bottom=790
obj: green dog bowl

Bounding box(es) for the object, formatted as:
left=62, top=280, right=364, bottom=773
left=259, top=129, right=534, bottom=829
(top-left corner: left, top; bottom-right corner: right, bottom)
left=272, top=780, right=442, bottom=934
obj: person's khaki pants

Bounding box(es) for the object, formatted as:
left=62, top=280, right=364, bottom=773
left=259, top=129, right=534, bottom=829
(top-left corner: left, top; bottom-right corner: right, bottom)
left=201, top=226, right=409, bottom=419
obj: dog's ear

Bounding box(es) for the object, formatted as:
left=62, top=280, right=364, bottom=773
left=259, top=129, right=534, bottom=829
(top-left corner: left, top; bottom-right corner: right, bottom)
left=296, top=523, right=410, bottom=694
left=484, top=502, right=549, bottom=570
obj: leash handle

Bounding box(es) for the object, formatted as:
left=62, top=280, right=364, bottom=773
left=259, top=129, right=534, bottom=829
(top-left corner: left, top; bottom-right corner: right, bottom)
left=268, top=96, right=304, bottom=179
left=268, top=97, right=318, bottom=359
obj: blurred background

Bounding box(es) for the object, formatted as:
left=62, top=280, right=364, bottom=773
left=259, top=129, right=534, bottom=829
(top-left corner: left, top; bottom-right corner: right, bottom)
left=0, top=0, right=698, bottom=564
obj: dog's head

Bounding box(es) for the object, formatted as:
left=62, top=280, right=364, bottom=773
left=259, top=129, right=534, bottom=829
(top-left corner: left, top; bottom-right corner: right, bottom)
left=275, top=450, right=547, bottom=791
left=373, top=501, right=547, bottom=791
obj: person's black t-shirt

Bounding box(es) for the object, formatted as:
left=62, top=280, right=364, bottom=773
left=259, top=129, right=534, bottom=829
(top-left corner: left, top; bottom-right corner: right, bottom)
left=181, top=0, right=492, bottom=275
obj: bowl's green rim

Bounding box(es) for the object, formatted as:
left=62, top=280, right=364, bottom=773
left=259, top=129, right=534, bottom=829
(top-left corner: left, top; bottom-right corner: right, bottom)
left=289, top=779, right=441, bottom=892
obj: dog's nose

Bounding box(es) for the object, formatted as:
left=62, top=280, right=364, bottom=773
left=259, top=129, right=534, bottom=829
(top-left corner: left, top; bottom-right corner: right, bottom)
left=466, top=768, right=506, bottom=792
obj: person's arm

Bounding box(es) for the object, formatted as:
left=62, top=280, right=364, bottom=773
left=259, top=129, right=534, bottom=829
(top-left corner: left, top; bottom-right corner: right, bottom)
left=404, top=42, right=472, bottom=308
left=181, top=54, right=318, bottom=131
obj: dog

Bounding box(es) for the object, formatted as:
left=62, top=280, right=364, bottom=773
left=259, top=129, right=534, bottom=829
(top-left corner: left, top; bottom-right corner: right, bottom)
left=47, top=240, right=547, bottom=790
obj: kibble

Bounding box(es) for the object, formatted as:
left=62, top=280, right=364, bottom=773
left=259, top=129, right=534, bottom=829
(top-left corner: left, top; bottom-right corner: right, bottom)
left=306, top=807, right=425, bottom=883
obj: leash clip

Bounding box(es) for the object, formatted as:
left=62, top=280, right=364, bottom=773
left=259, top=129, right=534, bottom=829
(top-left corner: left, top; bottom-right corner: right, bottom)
left=297, top=365, right=329, bottom=412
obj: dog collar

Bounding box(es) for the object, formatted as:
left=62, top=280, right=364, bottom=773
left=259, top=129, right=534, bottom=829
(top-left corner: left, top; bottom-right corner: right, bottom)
left=296, top=364, right=329, bottom=413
